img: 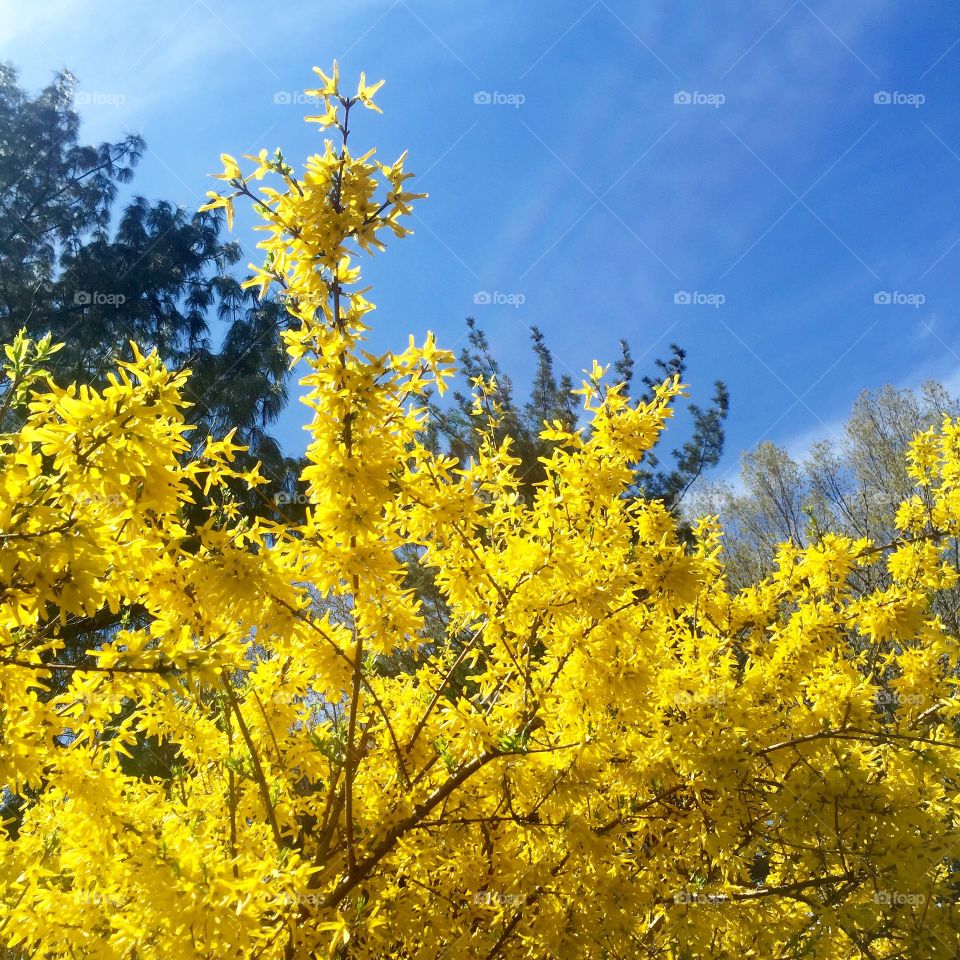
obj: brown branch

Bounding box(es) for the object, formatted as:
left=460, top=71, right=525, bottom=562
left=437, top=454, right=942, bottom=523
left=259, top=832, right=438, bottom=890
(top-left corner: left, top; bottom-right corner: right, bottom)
left=221, top=673, right=285, bottom=849
left=343, top=632, right=363, bottom=875
left=321, top=747, right=508, bottom=909
left=759, top=727, right=960, bottom=756
left=728, top=870, right=857, bottom=901
left=252, top=689, right=285, bottom=764
left=0, top=656, right=176, bottom=675
left=405, top=622, right=485, bottom=754
left=222, top=691, right=240, bottom=879
left=485, top=853, right=570, bottom=959
left=0, top=519, right=74, bottom=541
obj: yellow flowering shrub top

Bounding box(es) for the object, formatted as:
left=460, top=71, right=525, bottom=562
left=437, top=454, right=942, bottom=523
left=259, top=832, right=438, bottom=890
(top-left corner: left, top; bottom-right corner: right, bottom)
left=1, top=66, right=959, bottom=959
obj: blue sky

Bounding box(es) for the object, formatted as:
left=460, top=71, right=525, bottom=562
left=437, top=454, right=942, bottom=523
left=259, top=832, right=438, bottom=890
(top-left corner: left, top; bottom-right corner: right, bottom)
left=4, top=0, right=960, bottom=481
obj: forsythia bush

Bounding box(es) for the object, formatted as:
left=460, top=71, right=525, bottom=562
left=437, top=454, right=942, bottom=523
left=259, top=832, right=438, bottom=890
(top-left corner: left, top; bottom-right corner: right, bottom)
left=2, top=66, right=960, bottom=959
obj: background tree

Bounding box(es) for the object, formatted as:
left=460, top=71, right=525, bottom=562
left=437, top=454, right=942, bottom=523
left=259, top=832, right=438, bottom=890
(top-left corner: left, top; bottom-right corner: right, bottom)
left=691, top=380, right=960, bottom=624
left=0, top=63, right=299, bottom=510
left=429, top=318, right=729, bottom=509
left=630, top=344, right=730, bottom=510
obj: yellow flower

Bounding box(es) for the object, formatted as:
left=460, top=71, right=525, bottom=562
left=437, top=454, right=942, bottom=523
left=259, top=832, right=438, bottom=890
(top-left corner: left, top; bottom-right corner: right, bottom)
left=355, top=71, right=385, bottom=112
left=214, top=153, right=242, bottom=181
left=198, top=191, right=235, bottom=229
left=306, top=60, right=339, bottom=99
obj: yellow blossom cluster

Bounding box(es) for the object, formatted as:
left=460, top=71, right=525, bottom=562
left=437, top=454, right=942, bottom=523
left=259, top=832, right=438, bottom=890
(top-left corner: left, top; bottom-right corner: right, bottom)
left=1, top=66, right=959, bottom=959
